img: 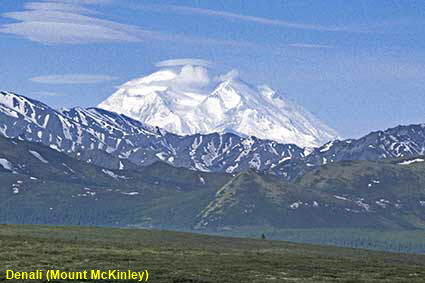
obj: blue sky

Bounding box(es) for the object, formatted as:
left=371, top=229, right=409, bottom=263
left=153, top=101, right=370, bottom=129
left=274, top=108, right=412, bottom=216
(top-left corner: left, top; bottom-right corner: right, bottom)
left=1, top=0, right=424, bottom=138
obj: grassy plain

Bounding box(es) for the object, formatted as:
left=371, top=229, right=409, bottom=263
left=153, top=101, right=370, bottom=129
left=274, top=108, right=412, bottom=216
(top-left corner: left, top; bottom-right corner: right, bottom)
left=1, top=224, right=425, bottom=282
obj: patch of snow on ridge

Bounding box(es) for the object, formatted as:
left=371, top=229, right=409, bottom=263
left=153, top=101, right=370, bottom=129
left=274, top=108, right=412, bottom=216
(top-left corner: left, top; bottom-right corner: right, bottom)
left=376, top=199, right=390, bottom=208
left=29, top=150, right=48, bottom=164
left=289, top=201, right=303, bottom=209
left=0, top=158, right=13, bottom=170
left=121, top=191, right=139, bottom=196
left=102, top=169, right=119, bottom=180
left=320, top=141, right=334, bottom=152
left=399, top=158, right=424, bottom=165
left=102, top=169, right=128, bottom=180
left=98, top=60, right=339, bottom=148
left=334, top=195, right=349, bottom=201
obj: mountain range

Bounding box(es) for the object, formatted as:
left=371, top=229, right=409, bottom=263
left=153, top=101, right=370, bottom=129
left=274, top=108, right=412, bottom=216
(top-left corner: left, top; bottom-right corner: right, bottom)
left=1, top=90, right=425, bottom=181
left=0, top=89, right=425, bottom=229
left=0, top=133, right=424, bottom=230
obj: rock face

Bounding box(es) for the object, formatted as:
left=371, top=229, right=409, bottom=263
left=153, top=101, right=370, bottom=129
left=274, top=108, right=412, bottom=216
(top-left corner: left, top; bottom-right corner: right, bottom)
left=97, top=62, right=339, bottom=148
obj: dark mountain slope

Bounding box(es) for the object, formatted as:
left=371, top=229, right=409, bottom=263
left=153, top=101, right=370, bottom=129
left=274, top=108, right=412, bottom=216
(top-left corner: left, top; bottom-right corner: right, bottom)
left=196, top=157, right=425, bottom=230
left=0, top=135, right=231, bottom=227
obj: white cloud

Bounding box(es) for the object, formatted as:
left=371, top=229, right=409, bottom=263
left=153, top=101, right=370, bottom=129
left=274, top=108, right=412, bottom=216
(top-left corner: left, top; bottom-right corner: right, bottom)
left=156, top=59, right=214, bottom=68
left=2, top=21, right=144, bottom=44
left=173, top=65, right=210, bottom=87
left=0, top=1, right=335, bottom=49
left=24, top=2, right=94, bottom=14
left=135, top=4, right=370, bottom=33
left=0, top=1, right=257, bottom=46
left=217, top=69, right=239, bottom=81
left=0, top=2, right=147, bottom=44
left=30, top=74, right=117, bottom=84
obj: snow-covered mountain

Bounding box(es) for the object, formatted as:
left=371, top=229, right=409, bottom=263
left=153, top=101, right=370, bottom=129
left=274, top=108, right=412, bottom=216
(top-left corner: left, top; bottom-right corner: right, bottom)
left=308, top=124, right=425, bottom=165
left=98, top=61, right=338, bottom=148
left=2, top=90, right=425, bottom=181
left=0, top=90, right=306, bottom=179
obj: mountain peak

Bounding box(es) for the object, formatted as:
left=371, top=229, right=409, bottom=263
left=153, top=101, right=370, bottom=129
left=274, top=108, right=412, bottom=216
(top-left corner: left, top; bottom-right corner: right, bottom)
left=98, top=61, right=339, bottom=147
